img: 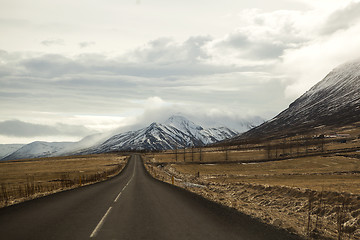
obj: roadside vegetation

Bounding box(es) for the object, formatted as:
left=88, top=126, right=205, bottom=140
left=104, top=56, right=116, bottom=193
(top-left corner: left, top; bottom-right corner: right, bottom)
left=144, top=123, right=360, bottom=240
left=0, top=153, right=128, bottom=208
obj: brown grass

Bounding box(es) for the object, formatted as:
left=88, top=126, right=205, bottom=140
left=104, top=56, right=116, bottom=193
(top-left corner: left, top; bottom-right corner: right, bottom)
left=0, top=153, right=128, bottom=207
left=143, top=127, right=360, bottom=240
left=144, top=156, right=360, bottom=239
left=165, top=154, right=360, bottom=194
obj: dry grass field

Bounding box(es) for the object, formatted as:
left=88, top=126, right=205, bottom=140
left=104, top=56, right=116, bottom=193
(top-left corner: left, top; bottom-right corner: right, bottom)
left=145, top=153, right=360, bottom=239
left=144, top=125, right=360, bottom=239
left=149, top=136, right=360, bottom=165
left=0, top=153, right=128, bottom=207
left=170, top=154, right=360, bottom=194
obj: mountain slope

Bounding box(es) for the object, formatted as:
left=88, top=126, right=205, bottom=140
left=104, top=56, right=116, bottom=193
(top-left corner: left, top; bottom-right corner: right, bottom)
left=84, top=116, right=239, bottom=153
left=2, top=141, right=73, bottom=161
left=2, top=116, right=240, bottom=160
left=240, top=59, right=360, bottom=139
left=0, top=144, right=24, bottom=160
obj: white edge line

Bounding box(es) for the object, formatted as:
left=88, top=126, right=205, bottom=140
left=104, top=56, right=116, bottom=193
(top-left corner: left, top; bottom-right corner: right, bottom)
left=90, top=207, right=113, bottom=238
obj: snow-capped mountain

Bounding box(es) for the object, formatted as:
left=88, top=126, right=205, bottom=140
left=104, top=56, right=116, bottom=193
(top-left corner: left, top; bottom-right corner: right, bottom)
left=83, top=116, right=239, bottom=153
left=1, top=116, right=239, bottom=160
left=241, top=59, right=360, bottom=139
left=0, top=144, right=24, bottom=160
left=2, top=141, right=73, bottom=161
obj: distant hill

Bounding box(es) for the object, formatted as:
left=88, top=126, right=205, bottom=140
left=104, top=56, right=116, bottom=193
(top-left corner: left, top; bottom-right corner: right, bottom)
left=2, top=141, right=73, bottom=161
left=0, top=144, right=24, bottom=160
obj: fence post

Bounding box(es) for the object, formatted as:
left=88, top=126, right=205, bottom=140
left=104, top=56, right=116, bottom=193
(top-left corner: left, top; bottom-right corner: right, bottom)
left=192, top=147, right=194, bottom=162
left=79, top=171, right=84, bottom=186
left=184, top=147, right=186, bottom=162
left=175, top=146, right=178, bottom=162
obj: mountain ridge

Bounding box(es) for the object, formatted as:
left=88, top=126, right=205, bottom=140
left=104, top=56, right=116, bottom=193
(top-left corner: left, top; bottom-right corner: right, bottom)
left=1, top=115, right=242, bottom=160
left=239, top=59, right=360, bottom=140
left=81, top=115, right=239, bottom=153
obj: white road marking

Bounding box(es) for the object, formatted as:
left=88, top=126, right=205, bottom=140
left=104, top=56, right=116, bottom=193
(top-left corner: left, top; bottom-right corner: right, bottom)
left=90, top=207, right=113, bottom=238
left=114, top=191, right=122, bottom=203
left=90, top=157, right=138, bottom=238
left=114, top=159, right=136, bottom=203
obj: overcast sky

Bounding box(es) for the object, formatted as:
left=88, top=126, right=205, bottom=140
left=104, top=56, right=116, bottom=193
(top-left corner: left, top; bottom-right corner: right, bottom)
left=1, top=0, right=360, bottom=144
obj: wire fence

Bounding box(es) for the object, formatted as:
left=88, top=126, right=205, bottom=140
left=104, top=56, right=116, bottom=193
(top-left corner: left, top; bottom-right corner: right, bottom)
left=147, top=136, right=359, bottom=164
left=0, top=164, right=124, bottom=207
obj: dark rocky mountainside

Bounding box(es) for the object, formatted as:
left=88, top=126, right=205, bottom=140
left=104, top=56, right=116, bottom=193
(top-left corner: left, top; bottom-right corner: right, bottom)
left=239, top=59, right=360, bottom=140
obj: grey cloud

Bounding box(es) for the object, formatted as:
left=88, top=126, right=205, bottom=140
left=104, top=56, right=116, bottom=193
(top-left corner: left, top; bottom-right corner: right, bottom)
left=222, top=32, right=249, bottom=48
left=321, top=1, right=360, bottom=35
left=218, top=31, right=287, bottom=60
left=79, top=41, right=96, bottom=48
left=249, top=42, right=286, bottom=59
left=182, top=36, right=212, bottom=61
left=0, top=120, right=92, bottom=137
left=21, top=54, right=83, bottom=76
left=0, top=36, right=286, bottom=123
left=130, top=36, right=212, bottom=64
left=41, top=39, right=65, bottom=46
left=16, top=39, right=245, bottom=79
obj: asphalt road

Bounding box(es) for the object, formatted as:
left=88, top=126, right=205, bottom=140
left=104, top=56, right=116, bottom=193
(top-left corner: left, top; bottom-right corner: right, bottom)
left=0, top=155, right=301, bottom=240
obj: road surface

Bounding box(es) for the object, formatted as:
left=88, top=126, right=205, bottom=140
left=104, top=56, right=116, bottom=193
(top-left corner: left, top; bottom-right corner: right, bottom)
left=0, top=155, right=301, bottom=240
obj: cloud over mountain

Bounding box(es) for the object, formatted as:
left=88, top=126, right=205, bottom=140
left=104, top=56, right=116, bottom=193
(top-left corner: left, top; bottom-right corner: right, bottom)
left=1, top=0, right=360, bottom=144
left=0, top=120, right=92, bottom=137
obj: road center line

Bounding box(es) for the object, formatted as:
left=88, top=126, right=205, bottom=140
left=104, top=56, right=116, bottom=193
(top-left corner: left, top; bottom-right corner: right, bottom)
left=90, top=206, right=112, bottom=238
left=90, top=158, right=138, bottom=238
left=114, top=159, right=136, bottom=203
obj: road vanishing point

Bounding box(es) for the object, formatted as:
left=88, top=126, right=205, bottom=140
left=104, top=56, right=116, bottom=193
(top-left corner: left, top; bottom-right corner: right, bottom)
left=0, top=155, right=301, bottom=240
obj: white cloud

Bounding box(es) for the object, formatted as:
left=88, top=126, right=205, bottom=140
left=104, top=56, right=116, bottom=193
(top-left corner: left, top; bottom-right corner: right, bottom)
left=0, top=119, right=92, bottom=137
left=144, top=96, right=169, bottom=109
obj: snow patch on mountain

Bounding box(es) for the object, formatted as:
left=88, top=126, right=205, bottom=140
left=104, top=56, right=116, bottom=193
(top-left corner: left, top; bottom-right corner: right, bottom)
left=2, top=115, right=261, bottom=160
left=3, top=141, right=73, bottom=161
left=0, top=144, right=24, bottom=160
left=241, top=59, right=360, bottom=139
left=83, top=116, right=239, bottom=153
